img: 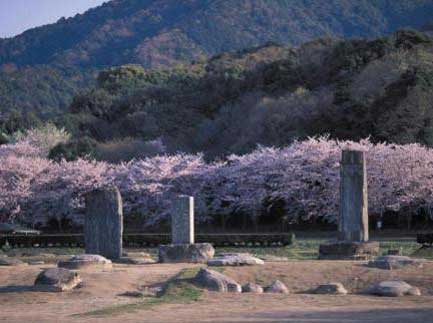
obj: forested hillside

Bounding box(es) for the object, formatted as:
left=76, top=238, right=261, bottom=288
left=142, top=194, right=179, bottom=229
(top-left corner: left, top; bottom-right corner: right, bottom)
left=1, top=0, right=433, bottom=123
left=2, top=0, right=433, bottom=68
left=0, top=66, right=93, bottom=133
left=52, top=30, right=433, bottom=161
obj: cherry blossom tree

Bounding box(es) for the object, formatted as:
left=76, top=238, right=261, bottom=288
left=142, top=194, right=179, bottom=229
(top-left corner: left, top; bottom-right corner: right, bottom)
left=2, top=130, right=433, bottom=229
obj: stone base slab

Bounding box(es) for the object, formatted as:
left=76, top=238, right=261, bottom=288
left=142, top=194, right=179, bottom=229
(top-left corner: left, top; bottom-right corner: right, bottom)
left=208, top=253, right=264, bottom=266
left=158, top=243, right=215, bottom=263
left=319, top=241, right=380, bottom=260
left=368, top=255, right=425, bottom=270
left=58, top=254, right=113, bottom=270
left=115, top=257, right=156, bottom=265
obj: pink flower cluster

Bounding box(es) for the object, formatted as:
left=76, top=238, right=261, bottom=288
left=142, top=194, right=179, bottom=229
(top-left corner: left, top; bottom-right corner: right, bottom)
left=1, top=136, right=433, bottom=228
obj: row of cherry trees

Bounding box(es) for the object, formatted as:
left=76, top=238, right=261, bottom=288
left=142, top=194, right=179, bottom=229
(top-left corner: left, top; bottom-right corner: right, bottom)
left=1, top=132, right=433, bottom=228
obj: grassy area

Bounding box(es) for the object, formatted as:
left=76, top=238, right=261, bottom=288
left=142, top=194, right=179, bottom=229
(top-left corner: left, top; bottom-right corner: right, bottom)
left=74, top=268, right=203, bottom=318
left=217, top=239, right=424, bottom=260
left=3, top=238, right=428, bottom=261
left=1, top=247, right=82, bottom=264
left=1, top=247, right=80, bottom=257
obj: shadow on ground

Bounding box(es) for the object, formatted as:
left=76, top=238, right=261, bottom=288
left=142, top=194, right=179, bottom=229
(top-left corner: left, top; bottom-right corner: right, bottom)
left=0, top=285, right=35, bottom=293
left=221, top=307, right=433, bottom=323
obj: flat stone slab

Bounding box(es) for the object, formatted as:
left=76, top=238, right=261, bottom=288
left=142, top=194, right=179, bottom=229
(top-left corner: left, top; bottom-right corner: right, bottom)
left=366, top=281, right=421, bottom=297
left=312, top=283, right=348, bottom=295
left=264, top=280, right=289, bottom=294
left=242, top=283, right=264, bottom=293
left=115, top=257, right=156, bottom=265
left=208, top=253, right=264, bottom=266
left=319, top=241, right=380, bottom=260
left=0, top=258, right=27, bottom=266
left=258, top=255, right=289, bottom=262
left=193, top=268, right=241, bottom=292
left=122, top=252, right=153, bottom=258
left=158, top=243, right=215, bottom=263
left=28, top=261, right=45, bottom=266
left=58, top=254, right=112, bottom=270
left=368, top=255, right=426, bottom=270
left=34, top=268, right=82, bottom=292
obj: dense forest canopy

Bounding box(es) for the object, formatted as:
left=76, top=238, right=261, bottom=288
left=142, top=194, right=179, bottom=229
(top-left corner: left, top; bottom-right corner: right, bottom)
left=2, top=0, right=433, bottom=68
left=1, top=0, right=433, bottom=126
left=46, top=30, right=433, bottom=161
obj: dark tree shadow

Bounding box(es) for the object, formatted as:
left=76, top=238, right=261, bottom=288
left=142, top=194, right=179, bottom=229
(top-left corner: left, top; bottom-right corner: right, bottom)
left=0, top=285, right=35, bottom=293
left=217, top=308, right=433, bottom=323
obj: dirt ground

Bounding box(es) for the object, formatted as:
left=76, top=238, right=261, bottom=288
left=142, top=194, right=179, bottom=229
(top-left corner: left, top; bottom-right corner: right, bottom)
left=0, top=261, right=433, bottom=323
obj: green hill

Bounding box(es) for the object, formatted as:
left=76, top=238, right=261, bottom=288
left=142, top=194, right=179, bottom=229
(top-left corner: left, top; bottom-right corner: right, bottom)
left=53, top=30, right=433, bottom=161
left=2, top=0, right=433, bottom=69
left=2, top=0, right=433, bottom=126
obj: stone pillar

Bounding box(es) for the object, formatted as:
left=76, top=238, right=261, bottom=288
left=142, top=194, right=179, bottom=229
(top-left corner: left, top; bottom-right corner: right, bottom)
left=318, top=150, right=379, bottom=260
left=338, top=150, right=369, bottom=242
left=84, top=186, right=123, bottom=260
left=159, top=195, right=215, bottom=263
left=171, top=195, right=194, bottom=244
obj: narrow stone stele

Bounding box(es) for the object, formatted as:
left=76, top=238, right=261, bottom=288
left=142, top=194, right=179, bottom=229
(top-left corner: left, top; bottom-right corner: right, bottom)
left=319, top=150, right=379, bottom=260
left=84, top=186, right=123, bottom=260
left=158, top=196, right=215, bottom=263
left=338, top=150, right=369, bottom=242
left=171, top=195, right=195, bottom=244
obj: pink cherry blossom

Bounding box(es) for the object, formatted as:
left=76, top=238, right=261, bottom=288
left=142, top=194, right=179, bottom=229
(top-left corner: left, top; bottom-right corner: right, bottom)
left=1, top=134, right=433, bottom=229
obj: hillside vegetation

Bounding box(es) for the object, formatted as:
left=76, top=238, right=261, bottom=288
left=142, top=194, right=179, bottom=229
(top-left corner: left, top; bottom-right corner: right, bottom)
left=2, top=0, right=433, bottom=68
left=1, top=0, right=433, bottom=121
left=54, top=30, right=433, bottom=161
left=0, top=66, right=92, bottom=132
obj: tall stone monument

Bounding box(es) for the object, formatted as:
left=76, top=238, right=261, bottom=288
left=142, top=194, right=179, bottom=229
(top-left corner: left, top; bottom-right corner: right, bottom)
left=159, top=195, right=215, bottom=263
left=84, top=186, right=123, bottom=260
left=319, top=150, right=379, bottom=260
left=171, top=196, right=195, bottom=244
left=338, top=150, right=369, bottom=242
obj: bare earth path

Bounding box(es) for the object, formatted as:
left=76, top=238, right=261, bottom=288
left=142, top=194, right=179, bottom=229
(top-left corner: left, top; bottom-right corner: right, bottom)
left=0, top=261, right=432, bottom=323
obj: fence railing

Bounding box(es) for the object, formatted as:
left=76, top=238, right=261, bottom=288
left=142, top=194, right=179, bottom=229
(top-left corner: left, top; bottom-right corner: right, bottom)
left=0, top=232, right=295, bottom=248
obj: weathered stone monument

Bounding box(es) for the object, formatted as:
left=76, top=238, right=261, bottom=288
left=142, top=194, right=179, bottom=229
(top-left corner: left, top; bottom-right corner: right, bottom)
left=319, top=150, right=379, bottom=260
left=171, top=196, right=195, bottom=244
left=338, top=150, right=369, bottom=242
left=84, top=186, right=123, bottom=260
left=159, top=195, right=215, bottom=263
